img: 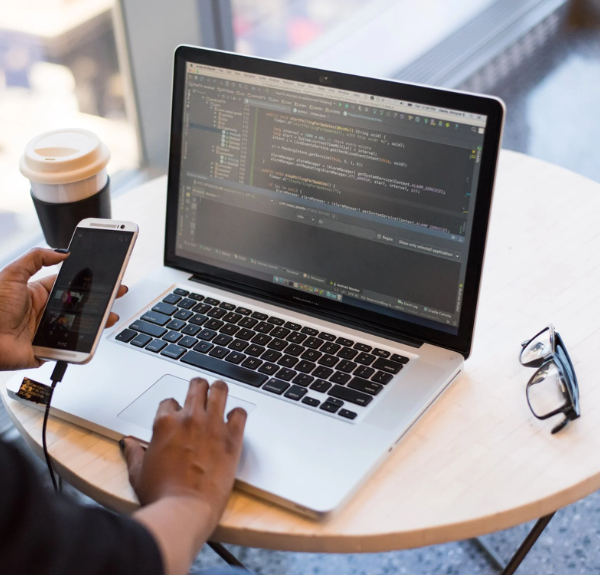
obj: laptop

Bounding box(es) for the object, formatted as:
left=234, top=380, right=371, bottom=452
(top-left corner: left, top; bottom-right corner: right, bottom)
left=8, top=46, right=504, bottom=519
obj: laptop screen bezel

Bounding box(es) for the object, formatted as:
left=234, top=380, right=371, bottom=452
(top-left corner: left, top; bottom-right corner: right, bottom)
left=164, top=45, right=504, bottom=358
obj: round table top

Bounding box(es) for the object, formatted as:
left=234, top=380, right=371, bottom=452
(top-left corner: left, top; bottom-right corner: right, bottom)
left=3, top=149, right=600, bottom=553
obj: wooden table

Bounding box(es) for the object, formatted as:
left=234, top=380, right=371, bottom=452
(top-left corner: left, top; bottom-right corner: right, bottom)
left=3, top=149, right=600, bottom=558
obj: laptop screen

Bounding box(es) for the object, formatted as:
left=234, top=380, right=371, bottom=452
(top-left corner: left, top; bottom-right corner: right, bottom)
left=173, top=60, right=489, bottom=338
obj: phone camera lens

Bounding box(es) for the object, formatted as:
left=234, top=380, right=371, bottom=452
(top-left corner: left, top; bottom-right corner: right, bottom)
left=120, top=224, right=125, bottom=229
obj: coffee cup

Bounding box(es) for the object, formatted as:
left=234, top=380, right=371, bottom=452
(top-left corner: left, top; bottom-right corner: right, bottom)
left=20, top=128, right=112, bottom=248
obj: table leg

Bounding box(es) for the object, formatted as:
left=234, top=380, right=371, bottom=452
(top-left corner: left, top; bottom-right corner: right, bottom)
left=207, top=541, right=249, bottom=570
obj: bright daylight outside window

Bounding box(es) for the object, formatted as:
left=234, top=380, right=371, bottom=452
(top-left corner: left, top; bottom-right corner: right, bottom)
left=0, top=0, right=139, bottom=265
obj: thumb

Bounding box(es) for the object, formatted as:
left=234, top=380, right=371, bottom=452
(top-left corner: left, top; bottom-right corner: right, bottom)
left=1, top=248, right=68, bottom=284
left=121, top=437, right=145, bottom=488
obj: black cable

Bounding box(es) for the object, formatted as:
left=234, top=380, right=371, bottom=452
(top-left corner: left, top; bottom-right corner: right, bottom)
left=43, top=361, right=68, bottom=493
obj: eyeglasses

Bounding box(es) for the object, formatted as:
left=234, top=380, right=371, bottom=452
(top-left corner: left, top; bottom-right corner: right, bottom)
left=520, top=325, right=580, bottom=434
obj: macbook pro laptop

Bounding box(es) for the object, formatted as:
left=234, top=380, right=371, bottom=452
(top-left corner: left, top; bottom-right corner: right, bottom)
left=8, top=46, right=504, bottom=519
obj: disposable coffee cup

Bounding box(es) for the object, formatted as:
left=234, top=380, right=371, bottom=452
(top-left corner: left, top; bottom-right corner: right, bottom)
left=20, top=128, right=112, bottom=248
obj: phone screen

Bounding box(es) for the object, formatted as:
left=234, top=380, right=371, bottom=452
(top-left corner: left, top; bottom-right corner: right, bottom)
left=33, top=228, right=134, bottom=353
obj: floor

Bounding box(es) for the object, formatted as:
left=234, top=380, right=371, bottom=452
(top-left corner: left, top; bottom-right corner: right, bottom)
left=3, top=16, right=600, bottom=575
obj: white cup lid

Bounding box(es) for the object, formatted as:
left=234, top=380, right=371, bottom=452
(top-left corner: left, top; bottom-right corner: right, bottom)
left=19, top=128, right=110, bottom=185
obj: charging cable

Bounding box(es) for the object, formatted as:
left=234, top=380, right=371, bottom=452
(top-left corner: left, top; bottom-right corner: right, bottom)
left=43, top=361, right=69, bottom=492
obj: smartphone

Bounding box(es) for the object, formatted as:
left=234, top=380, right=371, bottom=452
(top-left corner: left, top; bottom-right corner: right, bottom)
left=32, top=219, right=138, bottom=364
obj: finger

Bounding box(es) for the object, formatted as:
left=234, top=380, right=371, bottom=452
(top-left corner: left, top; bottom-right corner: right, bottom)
left=115, top=284, right=129, bottom=299
left=183, top=378, right=209, bottom=413
left=156, top=397, right=182, bottom=419
left=122, top=437, right=145, bottom=487
left=207, top=380, right=229, bottom=420
left=1, top=248, right=68, bottom=284
left=106, top=312, right=120, bottom=328
left=226, top=407, right=248, bottom=439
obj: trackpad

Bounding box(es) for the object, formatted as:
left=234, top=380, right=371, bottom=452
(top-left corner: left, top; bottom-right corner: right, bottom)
left=118, top=375, right=256, bottom=431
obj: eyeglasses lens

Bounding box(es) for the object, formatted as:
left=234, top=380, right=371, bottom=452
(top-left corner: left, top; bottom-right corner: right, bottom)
left=522, top=329, right=552, bottom=365
left=527, top=361, right=569, bottom=417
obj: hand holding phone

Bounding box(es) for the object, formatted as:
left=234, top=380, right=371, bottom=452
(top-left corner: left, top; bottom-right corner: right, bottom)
left=32, top=219, right=138, bottom=364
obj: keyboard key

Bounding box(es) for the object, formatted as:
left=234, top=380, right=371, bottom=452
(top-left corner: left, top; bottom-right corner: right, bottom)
left=166, top=319, right=186, bottom=331
left=261, top=349, right=282, bottom=362
left=220, top=324, right=240, bottom=336
left=245, top=344, right=265, bottom=357
left=391, top=353, right=410, bottom=364
left=321, top=342, right=341, bottom=355
left=354, top=365, right=375, bottom=379
left=204, top=319, right=224, bottom=330
left=179, top=336, right=198, bottom=349
left=295, top=360, right=316, bottom=374
left=153, top=302, right=177, bottom=316
left=188, top=292, right=204, bottom=301
left=372, top=358, right=403, bottom=374
left=209, top=346, right=229, bottom=359
left=251, top=311, right=268, bottom=320
left=320, top=399, right=342, bottom=413
left=318, top=354, right=339, bottom=368
left=229, top=339, right=249, bottom=352
left=235, top=307, right=252, bottom=316
left=174, top=309, right=194, bottom=321
left=141, top=311, right=170, bottom=326
left=193, top=341, right=213, bottom=353
left=146, top=339, right=167, bottom=353
left=189, top=314, right=208, bottom=326
left=130, top=320, right=167, bottom=338
left=329, top=384, right=373, bottom=406
left=238, top=317, right=258, bottom=328
left=302, top=396, right=320, bottom=407
left=213, top=334, right=233, bottom=346
left=339, top=409, right=358, bottom=420
left=255, top=322, right=273, bottom=334
left=163, top=293, right=182, bottom=305
left=270, top=326, right=290, bottom=339
left=225, top=351, right=245, bottom=365
left=355, top=352, right=376, bottom=366
left=207, top=307, right=227, bottom=319
left=173, top=288, right=189, bottom=296
left=301, top=327, right=319, bottom=336
left=348, top=377, right=383, bottom=396
left=131, top=334, right=152, bottom=347
left=263, top=379, right=289, bottom=395
left=338, top=347, right=358, bottom=360
left=304, top=337, right=323, bottom=350
left=337, top=360, right=357, bottom=374
left=180, top=351, right=268, bottom=388
left=267, top=316, right=285, bottom=325
left=177, top=298, right=196, bottom=310
left=192, top=303, right=211, bottom=314
left=318, top=332, right=336, bottom=341
left=293, top=373, right=314, bottom=387
left=336, top=337, right=354, bottom=347
left=330, top=371, right=351, bottom=385
left=241, top=357, right=262, bottom=370
left=373, top=348, right=391, bottom=358
left=285, top=344, right=304, bottom=357
left=198, top=329, right=217, bottom=341
left=223, top=312, right=242, bottom=324
left=163, top=331, right=182, bottom=343
left=353, top=342, right=372, bottom=353
left=312, top=366, right=333, bottom=379
left=277, top=355, right=299, bottom=368
left=219, top=302, right=236, bottom=310
left=287, top=332, right=307, bottom=345
left=310, top=379, right=331, bottom=393
left=116, top=329, right=137, bottom=342
left=204, top=297, right=220, bottom=306
left=258, top=363, right=279, bottom=376
left=181, top=324, right=201, bottom=336
left=301, top=349, right=321, bottom=362
left=284, top=322, right=301, bottom=331
left=372, top=371, right=393, bottom=384
left=161, top=344, right=186, bottom=359
left=267, top=339, right=288, bottom=351
left=284, top=385, right=308, bottom=401
left=237, top=328, right=255, bottom=341
left=275, top=368, right=296, bottom=381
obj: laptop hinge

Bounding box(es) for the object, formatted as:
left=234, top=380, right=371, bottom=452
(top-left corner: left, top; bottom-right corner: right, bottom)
left=189, top=273, right=424, bottom=349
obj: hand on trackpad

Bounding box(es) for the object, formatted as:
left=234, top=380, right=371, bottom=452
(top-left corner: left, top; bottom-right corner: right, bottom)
left=118, top=374, right=256, bottom=431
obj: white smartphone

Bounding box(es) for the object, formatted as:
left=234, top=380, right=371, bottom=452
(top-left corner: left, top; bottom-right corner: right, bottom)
left=32, top=218, right=139, bottom=364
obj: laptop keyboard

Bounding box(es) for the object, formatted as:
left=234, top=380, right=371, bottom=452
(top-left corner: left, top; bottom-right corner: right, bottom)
left=114, top=288, right=410, bottom=421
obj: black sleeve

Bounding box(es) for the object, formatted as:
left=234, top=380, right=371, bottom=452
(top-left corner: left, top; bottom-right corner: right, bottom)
left=0, top=438, right=164, bottom=575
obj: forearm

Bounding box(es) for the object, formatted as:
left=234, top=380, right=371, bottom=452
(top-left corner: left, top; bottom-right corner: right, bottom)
left=133, top=496, right=217, bottom=575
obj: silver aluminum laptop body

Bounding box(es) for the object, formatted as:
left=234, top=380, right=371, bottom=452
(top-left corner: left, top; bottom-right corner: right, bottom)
left=8, top=47, right=504, bottom=519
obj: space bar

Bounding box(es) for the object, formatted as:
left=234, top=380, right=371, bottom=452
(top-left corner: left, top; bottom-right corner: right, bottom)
left=180, top=351, right=268, bottom=388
